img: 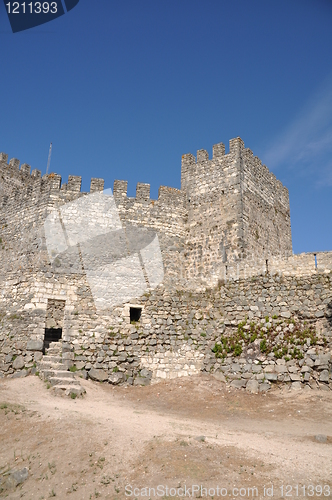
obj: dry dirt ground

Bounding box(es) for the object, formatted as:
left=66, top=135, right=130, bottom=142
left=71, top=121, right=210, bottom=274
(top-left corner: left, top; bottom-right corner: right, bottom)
left=0, top=374, right=331, bottom=500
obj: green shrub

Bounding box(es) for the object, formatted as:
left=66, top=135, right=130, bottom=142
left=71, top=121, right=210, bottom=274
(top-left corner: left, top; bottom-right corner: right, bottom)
left=260, top=339, right=267, bottom=352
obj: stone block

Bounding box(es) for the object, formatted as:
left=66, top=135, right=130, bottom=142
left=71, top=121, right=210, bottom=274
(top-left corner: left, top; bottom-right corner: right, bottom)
left=88, top=368, right=108, bottom=382
left=13, top=356, right=25, bottom=370
left=319, top=370, right=330, bottom=383
left=252, top=365, right=262, bottom=373
left=34, top=352, right=43, bottom=362
left=246, top=379, right=259, bottom=394
left=259, top=382, right=271, bottom=392
left=12, top=370, right=29, bottom=378
left=230, top=379, right=246, bottom=389
left=264, top=373, right=278, bottom=382
left=109, top=372, right=125, bottom=384
left=275, top=365, right=287, bottom=373
left=4, top=467, right=29, bottom=488
left=27, top=340, right=44, bottom=352
left=75, top=361, right=85, bottom=370
left=134, top=376, right=151, bottom=386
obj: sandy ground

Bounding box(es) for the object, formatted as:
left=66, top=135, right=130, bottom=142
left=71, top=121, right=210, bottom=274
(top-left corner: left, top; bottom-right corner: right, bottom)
left=0, top=374, right=331, bottom=500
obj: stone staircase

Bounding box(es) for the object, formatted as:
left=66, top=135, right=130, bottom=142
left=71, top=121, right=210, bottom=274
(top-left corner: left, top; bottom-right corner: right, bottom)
left=37, top=341, right=85, bottom=398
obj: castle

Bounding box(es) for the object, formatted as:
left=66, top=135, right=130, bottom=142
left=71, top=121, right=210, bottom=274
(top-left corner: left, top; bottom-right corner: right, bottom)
left=0, top=137, right=331, bottom=392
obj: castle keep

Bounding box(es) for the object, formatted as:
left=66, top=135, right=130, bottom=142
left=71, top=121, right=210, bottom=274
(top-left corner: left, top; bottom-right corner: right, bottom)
left=0, top=137, right=331, bottom=393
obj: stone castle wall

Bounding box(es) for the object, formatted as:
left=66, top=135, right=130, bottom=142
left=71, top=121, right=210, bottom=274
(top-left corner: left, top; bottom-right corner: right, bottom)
left=0, top=140, right=331, bottom=390
left=242, top=145, right=292, bottom=259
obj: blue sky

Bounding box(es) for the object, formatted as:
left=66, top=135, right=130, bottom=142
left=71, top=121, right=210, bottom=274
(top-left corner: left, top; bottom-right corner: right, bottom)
left=0, top=0, right=331, bottom=254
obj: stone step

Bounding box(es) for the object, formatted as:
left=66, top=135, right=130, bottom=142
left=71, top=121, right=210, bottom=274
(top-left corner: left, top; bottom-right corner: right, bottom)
left=49, top=342, right=62, bottom=348
left=49, top=376, right=79, bottom=387
left=46, top=346, right=62, bottom=353
left=38, top=361, right=67, bottom=371
left=43, top=355, right=62, bottom=363
left=43, top=369, right=74, bottom=380
left=52, top=385, right=86, bottom=397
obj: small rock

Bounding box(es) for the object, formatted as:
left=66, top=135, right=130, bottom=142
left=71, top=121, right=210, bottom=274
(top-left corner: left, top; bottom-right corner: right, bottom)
left=194, top=436, right=205, bottom=442
left=133, top=377, right=150, bottom=386
left=291, top=381, right=302, bottom=390
left=140, top=368, right=152, bottom=379
left=314, top=434, right=327, bottom=443
left=5, top=467, right=29, bottom=488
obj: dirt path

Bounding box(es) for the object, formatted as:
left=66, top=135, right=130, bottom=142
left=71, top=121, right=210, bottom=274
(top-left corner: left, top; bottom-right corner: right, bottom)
left=0, top=375, right=331, bottom=499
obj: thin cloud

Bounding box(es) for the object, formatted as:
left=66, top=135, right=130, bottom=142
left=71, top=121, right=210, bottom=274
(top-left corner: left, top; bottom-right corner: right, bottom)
left=315, top=160, right=332, bottom=188
left=263, top=74, right=332, bottom=185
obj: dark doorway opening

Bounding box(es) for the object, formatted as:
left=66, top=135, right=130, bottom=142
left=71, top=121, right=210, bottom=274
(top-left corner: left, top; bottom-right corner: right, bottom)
left=44, top=328, right=62, bottom=353
left=130, top=307, right=142, bottom=323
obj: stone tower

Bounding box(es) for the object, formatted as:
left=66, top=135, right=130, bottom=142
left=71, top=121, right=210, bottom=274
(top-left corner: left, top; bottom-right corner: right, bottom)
left=181, top=137, right=292, bottom=282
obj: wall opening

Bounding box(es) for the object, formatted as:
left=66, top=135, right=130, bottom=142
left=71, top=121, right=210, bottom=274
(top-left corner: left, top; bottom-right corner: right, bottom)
left=44, top=328, right=62, bottom=352
left=130, top=306, right=142, bottom=323
left=314, top=254, right=317, bottom=269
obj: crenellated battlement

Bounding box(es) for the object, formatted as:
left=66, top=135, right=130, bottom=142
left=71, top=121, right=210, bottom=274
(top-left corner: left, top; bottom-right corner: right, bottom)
left=136, top=182, right=150, bottom=201
left=0, top=152, right=105, bottom=194
left=181, top=137, right=246, bottom=168
left=0, top=137, right=293, bottom=286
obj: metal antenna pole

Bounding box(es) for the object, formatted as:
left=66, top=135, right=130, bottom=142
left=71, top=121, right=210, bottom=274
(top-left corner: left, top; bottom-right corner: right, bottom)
left=46, top=142, right=52, bottom=175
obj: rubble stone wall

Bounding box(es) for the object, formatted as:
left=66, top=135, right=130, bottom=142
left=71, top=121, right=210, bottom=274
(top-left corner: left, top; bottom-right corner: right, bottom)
left=1, top=271, right=331, bottom=391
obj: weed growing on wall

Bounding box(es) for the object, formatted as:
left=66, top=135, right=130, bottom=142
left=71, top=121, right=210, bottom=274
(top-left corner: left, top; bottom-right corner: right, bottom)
left=212, top=317, right=322, bottom=360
